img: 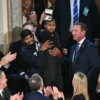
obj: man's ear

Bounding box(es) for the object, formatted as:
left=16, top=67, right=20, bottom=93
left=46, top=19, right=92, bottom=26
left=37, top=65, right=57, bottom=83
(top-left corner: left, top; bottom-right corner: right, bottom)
left=82, top=30, right=86, bottom=35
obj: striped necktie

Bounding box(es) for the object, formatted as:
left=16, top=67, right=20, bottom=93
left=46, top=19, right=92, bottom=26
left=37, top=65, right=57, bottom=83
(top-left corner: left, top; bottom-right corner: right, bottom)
left=73, top=0, right=78, bottom=24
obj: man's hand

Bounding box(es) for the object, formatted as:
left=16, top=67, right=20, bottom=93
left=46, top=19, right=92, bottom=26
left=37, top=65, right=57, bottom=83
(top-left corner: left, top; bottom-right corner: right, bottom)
left=52, top=86, right=65, bottom=100
left=40, top=40, right=53, bottom=51
left=0, top=52, right=17, bottom=67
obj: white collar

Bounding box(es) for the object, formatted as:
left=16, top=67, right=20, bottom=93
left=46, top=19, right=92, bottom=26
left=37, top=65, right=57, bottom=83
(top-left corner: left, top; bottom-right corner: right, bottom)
left=37, top=90, right=43, bottom=94
left=78, top=38, right=86, bottom=44
left=0, top=90, right=3, bottom=93
left=78, top=38, right=86, bottom=48
left=97, top=89, right=100, bottom=93
left=0, top=90, right=3, bottom=97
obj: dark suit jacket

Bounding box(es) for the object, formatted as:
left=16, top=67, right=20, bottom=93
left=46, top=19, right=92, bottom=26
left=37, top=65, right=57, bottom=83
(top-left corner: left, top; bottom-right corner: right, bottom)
left=70, top=39, right=100, bottom=77
left=0, top=88, right=10, bottom=100
left=54, top=0, right=97, bottom=48
left=24, top=90, right=51, bottom=100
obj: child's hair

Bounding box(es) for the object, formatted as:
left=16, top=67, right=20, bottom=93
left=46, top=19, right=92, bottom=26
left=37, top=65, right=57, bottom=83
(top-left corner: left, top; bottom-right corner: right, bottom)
left=72, top=72, right=89, bottom=100
left=43, top=18, right=56, bottom=25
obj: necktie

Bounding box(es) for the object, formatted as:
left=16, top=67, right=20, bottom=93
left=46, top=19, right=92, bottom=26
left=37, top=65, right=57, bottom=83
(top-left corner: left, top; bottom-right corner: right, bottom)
left=0, top=91, right=4, bottom=99
left=73, top=43, right=79, bottom=62
left=73, top=0, right=78, bottom=24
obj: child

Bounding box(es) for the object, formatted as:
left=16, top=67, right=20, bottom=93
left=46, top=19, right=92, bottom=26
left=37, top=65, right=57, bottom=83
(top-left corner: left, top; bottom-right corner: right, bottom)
left=35, top=12, right=63, bottom=91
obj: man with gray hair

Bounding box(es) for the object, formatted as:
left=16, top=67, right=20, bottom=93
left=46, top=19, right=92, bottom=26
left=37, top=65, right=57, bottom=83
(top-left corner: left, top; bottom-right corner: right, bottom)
left=0, top=70, right=23, bottom=100
left=24, top=73, right=51, bottom=100
left=29, top=73, right=44, bottom=91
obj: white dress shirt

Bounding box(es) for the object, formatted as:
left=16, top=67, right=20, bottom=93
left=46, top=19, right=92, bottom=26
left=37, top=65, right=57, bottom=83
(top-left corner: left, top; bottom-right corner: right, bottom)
left=0, top=90, right=3, bottom=97
left=78, top=37, right=86, bottom=49
left=70, top=0, right=80, bottom=32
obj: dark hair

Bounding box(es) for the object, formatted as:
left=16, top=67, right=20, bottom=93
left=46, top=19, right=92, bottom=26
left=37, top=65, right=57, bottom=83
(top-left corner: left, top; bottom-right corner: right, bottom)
left=75, top=22, right=88, bottom=34
left=29, top=74, right=43, bottom=91
left=44, top=18, right=56, bottom=25
left=20, top=29, right=33, bottom=39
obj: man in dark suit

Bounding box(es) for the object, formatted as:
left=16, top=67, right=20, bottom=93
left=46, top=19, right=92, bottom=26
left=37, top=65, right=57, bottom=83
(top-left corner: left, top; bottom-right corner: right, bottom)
left=70, top=22, right=100, bottom=100
left=53, top=0, right=97, bottom=98
left=24, top=73, right=51, bottom=100
left=54, top=0, right=95, bottom=49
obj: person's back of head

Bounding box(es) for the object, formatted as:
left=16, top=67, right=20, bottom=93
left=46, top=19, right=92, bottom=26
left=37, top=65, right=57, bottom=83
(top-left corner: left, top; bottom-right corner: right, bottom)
left=29, top=73, right=44, bottom=91
left=72, top=72, right=89, bottom=100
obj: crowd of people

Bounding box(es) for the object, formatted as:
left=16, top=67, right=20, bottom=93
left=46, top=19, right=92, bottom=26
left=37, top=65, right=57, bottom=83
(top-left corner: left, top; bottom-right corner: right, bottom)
left=0, top=0, right=100, bottom=100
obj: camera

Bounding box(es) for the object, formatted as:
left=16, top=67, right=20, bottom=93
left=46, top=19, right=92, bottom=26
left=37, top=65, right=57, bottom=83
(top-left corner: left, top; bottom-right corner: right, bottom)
left=44, top=9, right=53, bottom=21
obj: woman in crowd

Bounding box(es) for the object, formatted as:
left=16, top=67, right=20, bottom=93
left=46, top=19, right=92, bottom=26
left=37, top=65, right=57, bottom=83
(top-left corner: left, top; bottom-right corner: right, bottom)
left=71, top=72, right=89, bottom=100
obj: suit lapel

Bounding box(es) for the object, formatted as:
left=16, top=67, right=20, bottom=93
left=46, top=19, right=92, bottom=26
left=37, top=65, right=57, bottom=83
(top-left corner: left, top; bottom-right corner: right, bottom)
left=75, top=39, right=87, bottom=62
left=0, top=94, right=3, bottom=100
